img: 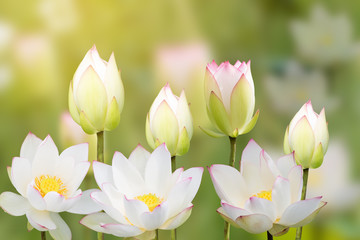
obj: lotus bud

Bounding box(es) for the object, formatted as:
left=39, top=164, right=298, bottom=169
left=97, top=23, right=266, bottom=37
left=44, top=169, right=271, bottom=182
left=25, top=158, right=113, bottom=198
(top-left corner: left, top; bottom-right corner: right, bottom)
left=203, top=60, right=259, bottom=138
left=68, top=45, right=124, bottom=134
left=146, top=84, right=193, bottom=156
left=284, top=100, right=329, bottom=169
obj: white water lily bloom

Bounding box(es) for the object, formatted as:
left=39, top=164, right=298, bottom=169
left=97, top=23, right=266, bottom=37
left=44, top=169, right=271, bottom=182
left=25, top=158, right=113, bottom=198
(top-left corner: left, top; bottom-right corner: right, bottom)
left=0, top=133, right=101, bottom=240
left=209, top=140, right=326, bottom=236
left=81, top=144, right=203, bottom=239
left=69, top=45, right=125, bottom=134
left=146, top=84, right=193, bottom=156
left=203, top=60, right=259, bottom=138
left=284, top=100, right=329, bottom=169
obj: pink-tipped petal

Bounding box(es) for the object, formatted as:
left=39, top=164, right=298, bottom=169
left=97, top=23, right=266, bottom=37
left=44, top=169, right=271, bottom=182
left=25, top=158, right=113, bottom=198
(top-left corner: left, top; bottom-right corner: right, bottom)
left=60, top=143, right=89, bottom=163
left=0, top=192, right=30, bottom=216
left=235, top=213, right=273, bottom=234
left=277, top=197, right=323, bottom=226
left=11, top=157, right=32, bottom=196
left=20, top=132, right=42, bottom=162
left=160, top=205, right=193, bottom=230
left=67, top=189, right=102, bottom=214
left=209, top=164, right=249, bottom=206
left=48, top=213, right=71, bottom=240
left=93, top=161, right=113, bottom=190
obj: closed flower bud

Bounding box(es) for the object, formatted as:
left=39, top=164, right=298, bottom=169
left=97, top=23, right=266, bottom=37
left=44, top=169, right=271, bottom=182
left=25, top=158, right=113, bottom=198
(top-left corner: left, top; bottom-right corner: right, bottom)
left=203, top=60, right=259, bottom=138
left=68, top=45, right=124, bottom=134
left=284, top=100, right=329, bottom=169
left=146, top=84, right=193, bottom=156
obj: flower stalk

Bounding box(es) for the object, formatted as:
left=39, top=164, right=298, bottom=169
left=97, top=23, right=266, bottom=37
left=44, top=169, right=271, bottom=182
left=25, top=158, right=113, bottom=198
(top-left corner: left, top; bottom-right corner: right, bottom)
left=97, top=131, right=105, bottom=240
left=224, top=136, right=237, bottom=240
left=295, top=168, right=310, bottom=240
left=155, top=229, right=159, bottom=240
left=171, top=155, right=177, bottom=240
left=41, top=232, right=46, bottom=240
left=267, top=231, right=273, bottom=240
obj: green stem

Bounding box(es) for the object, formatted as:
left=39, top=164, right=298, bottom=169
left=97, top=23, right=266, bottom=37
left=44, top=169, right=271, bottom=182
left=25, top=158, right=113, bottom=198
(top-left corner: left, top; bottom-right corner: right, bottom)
left=229, top=137, right=236, bottom=167
left=295, top=168, right=309, bottom=240
left=267, top=231, right=273, bottom=240
left=41, top=232, right=46, bottom=240
left=171, top=156, right=177, bottom=240
left=155, top=229, right=159, bottom=240
left=97, top=131, right=105, bottom=240
left=97, top=131, right=104, bottom=163
left=224, top=137, right=237, bottom=240
left=171, top=156, right=176, bottom=172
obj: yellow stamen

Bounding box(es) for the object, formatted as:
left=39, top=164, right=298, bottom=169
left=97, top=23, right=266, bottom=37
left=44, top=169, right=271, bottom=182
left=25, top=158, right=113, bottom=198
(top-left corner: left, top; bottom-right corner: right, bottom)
left=34, top=175, right=67, bottom=198
left=252, top=190, right=272, bottom=201
left=135, top=193, right=163, bottom=212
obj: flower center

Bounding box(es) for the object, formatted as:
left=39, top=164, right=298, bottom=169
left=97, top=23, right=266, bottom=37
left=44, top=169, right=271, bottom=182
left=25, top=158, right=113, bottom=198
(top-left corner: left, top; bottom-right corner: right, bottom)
left=34, top=175, right=67, bottom=198
left=135, top=193, right=163, bottom=212
left=252, top=190, right=272, bottom=201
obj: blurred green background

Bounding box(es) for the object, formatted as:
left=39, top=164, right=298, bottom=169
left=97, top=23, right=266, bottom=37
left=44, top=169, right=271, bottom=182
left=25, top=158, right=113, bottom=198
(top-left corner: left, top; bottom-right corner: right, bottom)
left=1, top=0, right=360, bottom=239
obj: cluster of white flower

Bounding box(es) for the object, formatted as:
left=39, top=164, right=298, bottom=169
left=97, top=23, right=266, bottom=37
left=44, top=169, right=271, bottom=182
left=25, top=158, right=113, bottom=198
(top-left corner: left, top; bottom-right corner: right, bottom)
left=0, top=46, right=329, bottom=240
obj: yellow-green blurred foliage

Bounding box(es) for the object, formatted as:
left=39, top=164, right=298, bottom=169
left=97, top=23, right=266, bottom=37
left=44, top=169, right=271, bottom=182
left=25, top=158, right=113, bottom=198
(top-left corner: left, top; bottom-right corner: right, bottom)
left=0, top=0, right=359, bottom=239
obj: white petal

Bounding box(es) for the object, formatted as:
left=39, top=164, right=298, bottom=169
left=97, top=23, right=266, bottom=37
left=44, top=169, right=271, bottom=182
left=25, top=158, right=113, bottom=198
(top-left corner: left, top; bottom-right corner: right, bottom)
left=276, top=153, right=297, bottom=177
left=44, top=191, right=81, bottom=212
left=53, top=157, right=75, bottom=185
left=149, top=87, right=167, bottom=122
left=181, top=167, right=203, bottom=204
left=93, top=161, right=113, bottom=190
left=221, top=201, right=250, bottom=221
left=20, top=132, right=42, bottom=162
left=32, top=135, right=59, bottom=177
left=277, top=197, right=322, bottom=226
left=244, top=197, right=276, bottom=222
left=26, top=207, right=56, bottom=231
left=240, top=139, right=262, bottom=170
left=92, top=190, right=127, bottom=224
left=27, top=185, right=46, bottom=210
left=49, top=213, right=71, bottom=240
left=259, top=151, right=277, bottom=190
left=272, top=177, right=291, bottom=218
left=241, top=162, right=263, bottom=195
left=235, top=213, right=273, bottom=234
left=213, top=62, right=243, bottom=111
left=165, top=178, right=191, bottom=218
left=11, top=157, right=32, bottom=196
left=102, top=223, right=144, bottom=238
left=65, top=161, right=90, bottom=195
left=123, top=197, right=149, bottom=228
left=0, top=192, right=30, bottom=216
left=112, top=151, right=146, bottom=197
left=145, top=144, right=172, bottom=196
left=60, top=143, right=89, bottom=163
left=67, top=189, right=103, bottom=214
left=141, top=202, right=168, bottom=230
left=288, top=166, right=303, bottom=202
left=80, top=212, right=116, bottom=233
left=160, top=205, right=193, bottom=230
left=163, top=84, right=179, bottom=114
left=208, top=164, right=249, bottom=206
left=128, top=145, right=151, bottom=178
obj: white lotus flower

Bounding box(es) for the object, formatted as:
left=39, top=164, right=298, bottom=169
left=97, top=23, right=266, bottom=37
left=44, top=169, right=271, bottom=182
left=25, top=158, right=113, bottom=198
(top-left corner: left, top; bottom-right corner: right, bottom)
left=81, top=144, right=203, bottom=239
left=284, top=100, right=329, bottom=169
left=209, top=140, right=326, bottom=236
left=0, top=133, right=101, bottom=240
left=146, top=84, right=193, bottom=156
left=203, top=60, right=259, bottom=138
left=69, top=45, right=125, bottom=134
